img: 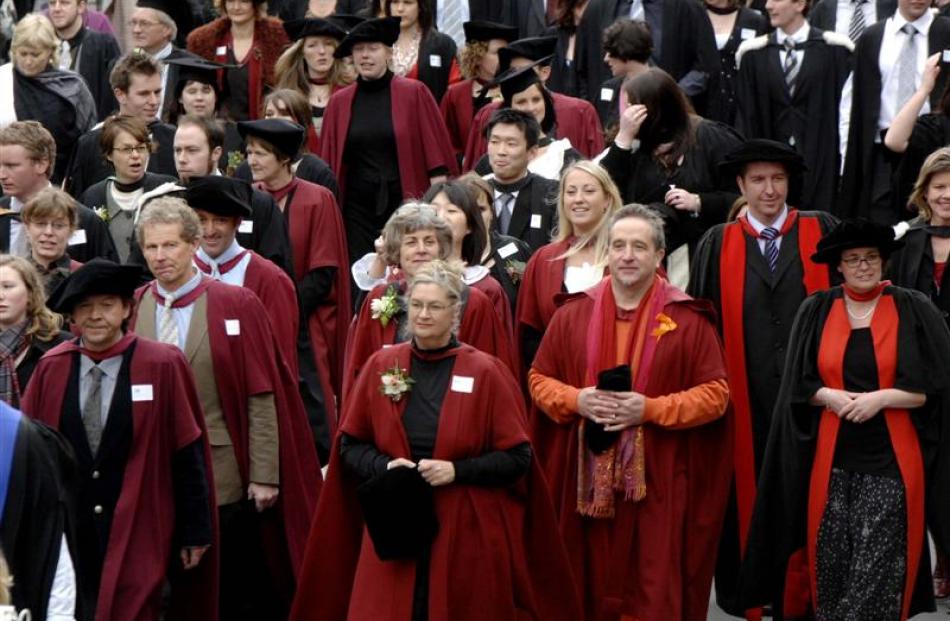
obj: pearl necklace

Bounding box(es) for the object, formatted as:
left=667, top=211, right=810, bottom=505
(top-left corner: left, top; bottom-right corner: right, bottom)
left=846, top=299, right=878, bottom=320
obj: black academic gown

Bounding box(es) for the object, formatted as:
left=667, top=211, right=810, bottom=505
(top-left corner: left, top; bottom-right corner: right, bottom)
left=594, top=75, right=622, bottom=130
left=736, top=27, right=853, bottom=210
left=1, top=412, right=77, bottom=621
left=234, top=153, right=340, bottom=199
left=702, top=8, right=768, bottom=128
left=509, top=0, right=550, bottom=38
left=0, top=197, right=119, bottom=264
left=486, top=231, right=533, bottom=313
left=839, top=16, right=950, bottom=219
left=548, top=27, right=580, bottom=99
left=599, top=118, right=743, bottom=252
left=808, top=0, right=897, bottom=31
left=72, top=28, right=121, bottom=120
left=158, top=47, right=189, bottom=124
left=888, top=225, right=950, bottom=319
left=64, top=120, right=178, bottom=199
left=416, top=30, right=458, bottom=103
left=687, top=210, right=838, bottom=614
left=574, top=0, right=712, bottom=110
left=492, top=173, right=558, bottom=254
left=894, top=113, right=950, bottom=211
left=736, top=286, right=950, bottom=618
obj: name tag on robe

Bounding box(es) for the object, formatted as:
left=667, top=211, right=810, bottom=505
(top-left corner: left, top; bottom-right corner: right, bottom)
left=530, top=214, right=543, bottom=229
left=238, top=220, right=254, bottom=234
left=430, top=54, right=442, bottom=67
left=68, top=229, right=87, bottom=246
left=131, top=384, right=154, bottom=402
left=741, top=28, right=756, bottom=40
left=943, top=49, right=950, bottom=63
left=498, top=242, right=518, bottom=259
left=216, top=46, right=227, bottom=56
left=225, top=319, right=241, bottom=336
left=450, top=375, right=474, bottom=393
left=600, top=87, right=614, bottom=102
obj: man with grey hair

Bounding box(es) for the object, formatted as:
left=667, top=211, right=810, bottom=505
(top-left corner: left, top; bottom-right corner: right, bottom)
left=128, top=0, right=190, bottom=120
left=529, top=202, right=731, bottom=620
left=131, top=197, right=322, bottom=619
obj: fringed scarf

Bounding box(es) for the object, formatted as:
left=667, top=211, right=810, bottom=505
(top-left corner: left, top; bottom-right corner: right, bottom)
left=0, top=320, right=30, bottom=407
left=577, top=275, right=669, bottom=517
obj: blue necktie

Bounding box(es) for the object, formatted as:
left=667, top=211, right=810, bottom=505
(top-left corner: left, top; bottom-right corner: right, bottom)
left=760, top=226, right=780, bottom=272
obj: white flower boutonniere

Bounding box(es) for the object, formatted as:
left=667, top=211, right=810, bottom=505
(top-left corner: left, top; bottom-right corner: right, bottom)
left=370, top=285, right=400, bottom=327
left=379, top=362, right=414, bottom=402
left=93, top=206, right=110, bottom=223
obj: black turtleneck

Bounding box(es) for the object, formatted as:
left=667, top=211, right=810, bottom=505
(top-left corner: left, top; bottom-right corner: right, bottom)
left=340, top=339, right=531, bottom=486
left=343, top=70, right=400, bottom=183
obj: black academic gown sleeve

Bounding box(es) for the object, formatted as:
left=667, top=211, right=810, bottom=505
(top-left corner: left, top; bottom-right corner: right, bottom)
left=73, top=203, right=121, bottom=264
left=77, top=29, right=121, bottom=120
left=241, top=189, right=295, bottom=279
left=172, top=439, right=212, bottom=548
left=416, top=31, right=458, bottom=103
left=894, top=114, right=950, bottom=213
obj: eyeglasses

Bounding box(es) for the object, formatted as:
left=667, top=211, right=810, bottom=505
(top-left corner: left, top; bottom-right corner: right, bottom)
left=408, top=301, right=452, bottom=313
left=112, top=144, right=150, bottom=156
left=29, top=220, right=70, bottom=232
left=840, top=253, right=882, bottom=268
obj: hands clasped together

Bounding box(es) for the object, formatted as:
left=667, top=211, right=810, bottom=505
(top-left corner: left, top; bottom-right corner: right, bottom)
left=577, top=387, right=646, bottom=432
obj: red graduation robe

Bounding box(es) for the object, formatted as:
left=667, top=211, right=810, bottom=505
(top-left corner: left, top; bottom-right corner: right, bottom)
left=531, top=278, right=732, bottom=621
left=289, top=342, right=582, bottom=621
left=440, top=78, right=477, bottom=156
left=462, top=92, right=605, bottom=171
left=258, top=177, right=351, bottom=412
left=469, top=272, right=513, bottom=338
left=21, top=335, right=219, bottom=621
left=342, top=281, right=516, bottom=403
left=319, top=75, right=459, bottom=207
left=132, top=278, right=322, bottom=578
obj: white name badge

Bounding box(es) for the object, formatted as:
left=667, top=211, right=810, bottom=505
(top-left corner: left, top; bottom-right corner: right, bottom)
left=498, top=242, right=518, bottom=259
left=68, top=229, right=87, bottom=246
left=944, top=49, right=950, bottom=64
left=741, top=28, right=756, bottom=40
left=225, top=319, right=241, bottom=336
left=215, top=46, right=227, bottom=56
left=430, top=54, right=442, bottom=67
left=238, top=220, right=254, bottom=234
left=600, top=87, right=614, bottom=102
left=381, top=344, right=394, bottom=349
left=131, top=384, right=154, bottom=402
left=530, top=214, right=542, bottom=229
left=451, top=375, right=474, bottom=393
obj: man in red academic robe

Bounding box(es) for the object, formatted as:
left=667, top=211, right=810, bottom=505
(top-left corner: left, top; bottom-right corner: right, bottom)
left=529, top=204, right=732, bottom=621
left=462, top=36, right=605, bottom=169
left=132, top=196, right=322, bottom=619
left=687, top=139, right=838, bottom=618
left=23, top=258, right=217, bottom=621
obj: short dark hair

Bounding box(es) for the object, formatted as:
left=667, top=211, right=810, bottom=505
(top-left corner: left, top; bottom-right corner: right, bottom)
left=603, top=19, right=653, bottom=63
left=177, top=114, right=225, bottom=151
left=109, top=50, right=161, bottom=93
left=422, top=181, right=487, bottom=265
left=484, top=108, right=541, bottom=149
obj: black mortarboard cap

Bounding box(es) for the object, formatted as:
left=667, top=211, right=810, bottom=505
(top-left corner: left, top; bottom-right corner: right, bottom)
left=489, top=59, right=547, bottom=102
left=283, top=18, right=348, bottom=42
left=334, top=17, right=401, bottom=58
left=328, top=14, right=367, bottom=32
left=463, top=20, right=519, bottom=44
left=498, top=35, right=558, bottom=71
left=356, top=466, right=438, bottom=560
left=185, top=175, right=253, bottom=218
left=236, top=118, right=306, bottom=160
left=47, top=259, right=145, bottom=314
left=135, top=0, right=194, bottom=38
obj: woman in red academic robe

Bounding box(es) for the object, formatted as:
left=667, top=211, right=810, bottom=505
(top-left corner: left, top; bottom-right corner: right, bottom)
left=239, top=118, right=351, bottom=419
left=739, top=219, right=950, bottom=620
left=319, top=17, right=458, bottom=264
left=344, top=204, right=514, bottom=400
left=290, top=260, right=581, bottom=621
left=186, top=0, right=289, bottom=121
left=440, top=20, right=518, bottom=159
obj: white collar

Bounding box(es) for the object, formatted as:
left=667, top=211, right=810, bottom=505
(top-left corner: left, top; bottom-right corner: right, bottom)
left=892, top=9, right=934, bottom=34
left=746, top=205, right=789, bottom=234
left=776, top=22, right=810, bottom=44
left=153, top=42, right=174, bottom=60
left=198, top=238, right=244, bottom=267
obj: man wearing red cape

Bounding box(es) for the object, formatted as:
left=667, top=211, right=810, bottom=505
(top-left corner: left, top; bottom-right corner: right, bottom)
left=529, top=205, right=732, bottom=620
left=23, top=258, right=217, bottom=621
left=687, top=139, right=837, bottom=618
left=131, top=197, right=322, bottom=619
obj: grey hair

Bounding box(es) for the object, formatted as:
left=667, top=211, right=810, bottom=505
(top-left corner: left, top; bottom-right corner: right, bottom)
left=609, top=203, right=666, bottom=251
left=136, top=197, right=201, bottom=245
left=146, top=7, right=178, bottom=42
left=381, top=202, right=453, bottom=267
left=403, top=259, right=464, bottom=338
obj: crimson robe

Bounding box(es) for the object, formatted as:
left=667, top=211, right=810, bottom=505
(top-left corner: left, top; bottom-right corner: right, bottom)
left=470, top=272, right=513, bottom=338
left=258, top=177, right=351, bottom=412
left=531, top=279, right=732, bottom=621
left=21, top=335, right=218, bottom=621
left=132, top=279, right=322, bottom=578
left=440, top=78, right=477, bottom=156
left=462, top=93, right=605, bottom=171
left=289, top=342, right=582, bottom=621
left=320, top=75, right=459, bottom=207
left=342, top=281, right=516, bottom=403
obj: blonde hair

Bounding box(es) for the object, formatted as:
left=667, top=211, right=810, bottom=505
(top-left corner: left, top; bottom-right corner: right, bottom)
left=909, top=146, right=950, bottom=221
left=0, top=255, right=65, bottom=340
left=136, top=197, right=202, bottom=246
left=554, top=161, right=622, bottom=267
left=0, top=549, right=10, bottom=605
left=22, top=188, right=79, bottom=230
left=11, top=13, right=60, bottom=69
left=459, top=40, right=489, bottom=80
left=274, top=38, right=352, bottom=93
left=405, top=259, right=464, bottom=337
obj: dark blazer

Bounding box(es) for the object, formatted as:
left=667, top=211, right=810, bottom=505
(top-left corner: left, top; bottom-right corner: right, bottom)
left=808, top=0, right=897, bottom=31
left=0, top=197, right=119, bottom=264
left=510, top=0, right=549, bottom=39
left=494, top=173, right=558, bottom=253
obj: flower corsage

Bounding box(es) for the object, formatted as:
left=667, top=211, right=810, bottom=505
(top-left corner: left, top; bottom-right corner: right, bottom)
left=651, top=312, right=677, bottom=341
left=370, top=285, right=400, bottom=327
left=379, top=363, right=414, bottom=402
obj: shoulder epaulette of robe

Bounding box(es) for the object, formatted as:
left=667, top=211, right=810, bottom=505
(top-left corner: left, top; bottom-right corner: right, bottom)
left=736, top=35, right=770, bottom=68
left=821, top=30, right=855, bottom=52
left=0, top=209, right=14, bottom=217
left=91, top=121, right=105, bottom=131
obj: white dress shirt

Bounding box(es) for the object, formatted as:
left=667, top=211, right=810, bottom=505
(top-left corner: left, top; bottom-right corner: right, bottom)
left=155, top=269, right=203, bottom=352
left=197, top=239, right=251, bottom=287
left=746, top=206, right=790, bottom=254
left=776, top=22, right=810, bottom=70
left=878, top=9, right=933, bottom=132
left=835, top=0, right=877, bottom=37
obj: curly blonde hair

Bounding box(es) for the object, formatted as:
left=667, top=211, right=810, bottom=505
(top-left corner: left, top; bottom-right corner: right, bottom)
left=459, top=40, right=489, bottom=80
left=0, top=255, right=64, bottom=341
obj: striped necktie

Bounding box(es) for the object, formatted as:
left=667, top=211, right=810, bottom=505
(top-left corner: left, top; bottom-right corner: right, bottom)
left=761, top=226, right=780, bottom=272
left=159, top=294, right=180, bottom=350
left=896, top=24, right=918, bottom=111
left=848, top=0, right=867, bottom=42
left=783, top=38, right=800, bottom=95
left=439, top=0, right=465, bottom=47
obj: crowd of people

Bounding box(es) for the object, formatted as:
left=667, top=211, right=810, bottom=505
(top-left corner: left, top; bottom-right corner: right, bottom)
left=3, top=0, right=950, bottom=620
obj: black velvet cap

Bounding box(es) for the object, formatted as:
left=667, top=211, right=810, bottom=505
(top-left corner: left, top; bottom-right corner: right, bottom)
left=135, top=0, right=194, bottom=33
left=718, top=138, right=806, bottom=177
left=356, top=466, right=439, bottom=560
left=334, top=17, right=401, bottom=58
left=463, top=20, right=519, bottom=43
left=283, top=18, right=348, bottom=42
left=811, top=218, right=904, bottom=265
left=498, top=36, right=558, bottom=71
left=237, top=118, right=306, bottom=160
left=586, top=364, right=631, bottom=454
left=47, top=259, right=144, bottom=314
left=164, top=53, right=228, bottom=103
left=328, top=14, right=367, bottom=32
left=185, top=175, right=253, bottom=218
left=489, top=60, right=547, bottom=101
